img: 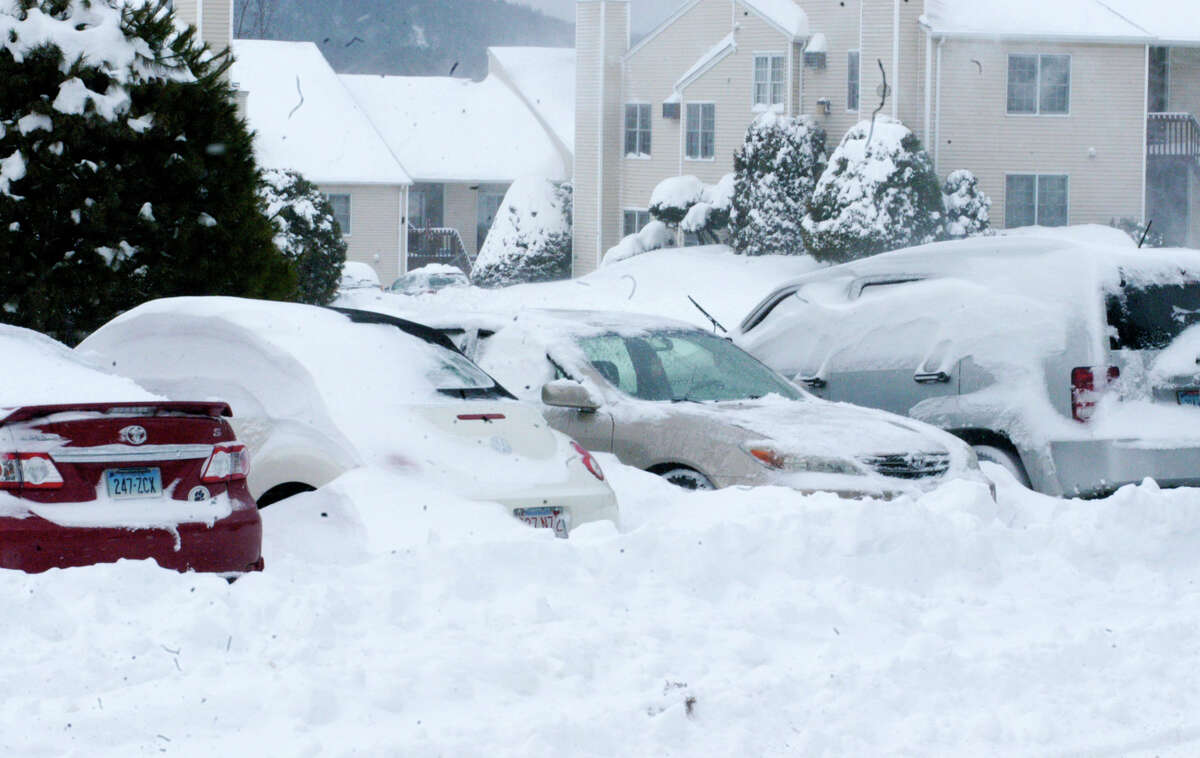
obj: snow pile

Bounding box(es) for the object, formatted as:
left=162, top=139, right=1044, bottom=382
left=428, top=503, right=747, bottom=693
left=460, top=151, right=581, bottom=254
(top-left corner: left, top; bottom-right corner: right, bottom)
left=602, top=220, right=674, bottom=266
left=471, top=177, right=572, bottom=288
left=8, top=460, right=1200, bottom=754
left=0, top=323, right=159, bottom=408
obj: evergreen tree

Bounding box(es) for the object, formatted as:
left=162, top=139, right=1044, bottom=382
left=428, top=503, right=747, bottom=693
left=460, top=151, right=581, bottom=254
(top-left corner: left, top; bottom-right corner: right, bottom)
left=0, top=0, right=293, bottom=343
left=730, top=112, right=826, bottom=256
left=259, top=168, right=346, bottom=304
left=801, top=117, right=944, bottom=264
left=941, top=169, right=991, bottom=240
left=471, top=178, right=571, bottom=288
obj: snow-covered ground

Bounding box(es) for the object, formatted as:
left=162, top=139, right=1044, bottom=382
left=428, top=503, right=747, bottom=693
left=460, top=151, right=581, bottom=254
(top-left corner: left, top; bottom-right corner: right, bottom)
left=5, top=462, right=1200, bottom=756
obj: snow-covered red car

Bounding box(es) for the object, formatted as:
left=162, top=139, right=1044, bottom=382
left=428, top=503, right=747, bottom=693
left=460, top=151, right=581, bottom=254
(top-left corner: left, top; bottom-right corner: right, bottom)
left=1, top=325, right=263, bottom=574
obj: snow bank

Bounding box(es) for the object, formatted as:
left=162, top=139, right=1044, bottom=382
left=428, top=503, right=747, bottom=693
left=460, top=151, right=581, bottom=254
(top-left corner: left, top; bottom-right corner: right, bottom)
left=8, top=459, right=1200, bottom=755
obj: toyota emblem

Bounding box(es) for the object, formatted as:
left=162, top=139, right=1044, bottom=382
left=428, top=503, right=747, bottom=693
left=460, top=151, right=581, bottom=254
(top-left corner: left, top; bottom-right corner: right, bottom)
left=119, top=425, right=148, bottom=446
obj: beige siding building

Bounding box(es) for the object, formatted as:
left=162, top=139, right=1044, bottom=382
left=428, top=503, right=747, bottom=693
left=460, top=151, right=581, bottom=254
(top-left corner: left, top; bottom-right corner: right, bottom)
left=574, top=0, right=1200, bottom=273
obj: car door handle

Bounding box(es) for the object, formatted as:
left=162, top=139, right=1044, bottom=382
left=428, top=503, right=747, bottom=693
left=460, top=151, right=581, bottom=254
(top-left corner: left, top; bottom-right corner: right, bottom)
left=798, top=375, right=827, bottom=389
left=913, top=371, right=951, bottom=384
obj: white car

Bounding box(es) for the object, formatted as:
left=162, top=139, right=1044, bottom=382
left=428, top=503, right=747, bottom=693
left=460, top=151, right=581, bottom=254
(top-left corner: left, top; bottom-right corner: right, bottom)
left=78, top=298, right=617, bottom=536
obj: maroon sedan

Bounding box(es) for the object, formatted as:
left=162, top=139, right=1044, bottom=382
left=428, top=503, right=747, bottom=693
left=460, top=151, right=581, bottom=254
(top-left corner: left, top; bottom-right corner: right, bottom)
left=0, top=401, right=263, bottom=574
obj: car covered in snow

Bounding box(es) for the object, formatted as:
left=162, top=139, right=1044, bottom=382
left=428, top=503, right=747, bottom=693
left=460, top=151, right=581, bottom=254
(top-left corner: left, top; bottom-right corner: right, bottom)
left=390, top=264, right=469, bottom=296
left=338, top=261, right=382, bottom=292
left=78, top=299, right=617, bottom=536
left=431, top=309, right=989, bottom=498
left=1, top=325, right=263, bottom=574
left=735, top=229, right=1200, bottom=497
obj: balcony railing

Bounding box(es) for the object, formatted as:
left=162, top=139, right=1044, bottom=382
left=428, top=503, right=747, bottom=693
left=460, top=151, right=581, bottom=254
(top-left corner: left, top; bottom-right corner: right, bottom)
left=1147, top=112, right=1200, bottom=162
left=407, top=225, right=472, bottom=275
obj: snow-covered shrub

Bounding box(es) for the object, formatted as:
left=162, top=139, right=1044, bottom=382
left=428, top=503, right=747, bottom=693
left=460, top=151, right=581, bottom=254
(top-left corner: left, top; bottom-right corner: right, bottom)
left=941, top=169, right=992, bottom=239
left=471, top=178, right=572, bottom=288
left=649, top=175, right=706, bottom=226
left=730, top=112, right=826, bottom=256
left=602, top=220, right=675, bottom=266
left=801, top=117, right=944, bottom=264
left=648, top=174, right=733, bottom=244
left=1109, top=217, right=1164, bottom=248
left=260, top=169, right=346, bottom=304
left=0, top=0, right=292, bottom=342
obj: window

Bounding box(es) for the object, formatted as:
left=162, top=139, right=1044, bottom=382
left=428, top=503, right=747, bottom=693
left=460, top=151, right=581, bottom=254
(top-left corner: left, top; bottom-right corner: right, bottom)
left=624, top=103, right=651, bottom=156
left=1007, top=54, right=1070, bottom=114
left=623, top=209, right=651, bottom=236
left=1149, top=46, right=1169, bottom=113
left=685, top=103, right=715, bottom=160
left=1005, top=174, right=1068, bottom=227
left=753, top=54, right=785, bottom=108
left=847, top=51, right=860, bottom=111
left=324, top=193, right=351, bottom=236
left=407, top=183, right=444, bottom=229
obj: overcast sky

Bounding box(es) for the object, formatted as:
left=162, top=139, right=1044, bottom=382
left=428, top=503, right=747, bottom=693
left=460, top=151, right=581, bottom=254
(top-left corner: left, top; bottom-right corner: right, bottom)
left=507, top=0, right=680, bottom=33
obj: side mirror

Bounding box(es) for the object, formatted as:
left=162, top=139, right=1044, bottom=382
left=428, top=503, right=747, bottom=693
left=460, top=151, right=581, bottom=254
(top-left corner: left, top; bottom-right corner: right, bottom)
left=541, top=379, right=601, bottom=412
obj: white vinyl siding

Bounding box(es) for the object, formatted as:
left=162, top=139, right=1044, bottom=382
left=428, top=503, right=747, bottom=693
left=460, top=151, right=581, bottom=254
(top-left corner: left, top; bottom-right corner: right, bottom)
left=624, top=103, right=652, bottom=157
left=318, top=183, right=405, bottom=285
left=1007, top=54, right=1071, bottom=115
left=753, top=53, right=785, bottom=108
left=685, top=102, right=716, bottom=160
left=1005, top=174, right=1069, bottom=227
left=623, top=209, right=651, bottom=236
left=324, top=193, right=351, bottom=236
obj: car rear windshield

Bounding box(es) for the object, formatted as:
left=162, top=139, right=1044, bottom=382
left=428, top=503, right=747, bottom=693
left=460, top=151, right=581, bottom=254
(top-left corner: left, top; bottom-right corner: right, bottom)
left=1107, top=281, right=1200, bottom=350
left=576, top=330, right=803, bottom=402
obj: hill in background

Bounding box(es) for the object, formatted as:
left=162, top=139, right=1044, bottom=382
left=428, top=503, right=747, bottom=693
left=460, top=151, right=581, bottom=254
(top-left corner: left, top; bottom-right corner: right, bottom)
left=234, top=0, right=574, bottom=79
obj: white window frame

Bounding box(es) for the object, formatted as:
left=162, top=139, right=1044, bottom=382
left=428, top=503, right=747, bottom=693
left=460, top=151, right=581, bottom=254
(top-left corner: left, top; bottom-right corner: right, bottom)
left=622, top=209, right=651, bottom=237
left=323, top=193, right=351, bottom=237
left=685, top=102, right=716, bottom=161
left=1004, top=173, right=1070, bottom=227
left=624, top=103, right=652, bottom=158
left=1006, top=53, right=1071, bottom=116
left=752, top=52, right=786, bottom=111
left=847, top=50, right=860, bottom=112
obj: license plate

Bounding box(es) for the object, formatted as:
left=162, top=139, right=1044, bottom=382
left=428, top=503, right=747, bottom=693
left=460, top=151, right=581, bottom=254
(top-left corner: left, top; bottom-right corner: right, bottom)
left=513, top=506, right=570, bottom=538
left=1179, top=390, right=1200, bottom=406
left=105, top=467, right=163, bottom=499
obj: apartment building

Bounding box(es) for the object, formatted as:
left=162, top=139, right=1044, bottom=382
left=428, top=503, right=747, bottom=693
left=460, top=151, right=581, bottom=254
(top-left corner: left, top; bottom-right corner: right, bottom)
left=574, top=0, right=1200, bottom=275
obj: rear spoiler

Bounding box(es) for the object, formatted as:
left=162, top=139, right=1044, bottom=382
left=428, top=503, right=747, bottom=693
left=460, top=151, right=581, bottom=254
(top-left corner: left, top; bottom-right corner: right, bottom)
left=0, top=401, right=233, bottom=425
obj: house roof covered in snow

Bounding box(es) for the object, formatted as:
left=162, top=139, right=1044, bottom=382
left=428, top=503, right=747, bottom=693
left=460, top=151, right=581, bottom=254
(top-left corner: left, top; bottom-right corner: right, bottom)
left=230, top=40, right=410, bottom=186
left=922, top=0, right=1200, bottom=44
left=339, top=73, right=570, bottom=184
left=629, top=0, right=808, bottom=60
left=486, top=47, right=575, bottom=153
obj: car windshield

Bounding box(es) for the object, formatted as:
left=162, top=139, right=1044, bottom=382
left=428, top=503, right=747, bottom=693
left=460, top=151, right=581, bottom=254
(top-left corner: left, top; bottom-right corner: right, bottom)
left=426, top=345, right=498, bottom=392
left=1107, top=280, right=1200, bottom=350
left=576, top=330, right=802, bottom=402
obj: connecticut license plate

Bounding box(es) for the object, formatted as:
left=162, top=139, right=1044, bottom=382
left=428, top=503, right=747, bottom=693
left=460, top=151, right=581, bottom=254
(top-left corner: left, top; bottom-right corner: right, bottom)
left=1178, top=390, right=1200, bottom=406
left=513, top=506, right=570, bottom=538
left=105, top=467, right=163, bottom=499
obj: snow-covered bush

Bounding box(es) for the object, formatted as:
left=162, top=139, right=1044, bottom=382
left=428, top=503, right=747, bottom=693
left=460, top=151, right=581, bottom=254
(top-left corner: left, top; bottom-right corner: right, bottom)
left=649, top=174, right=733, bottom=244
left=649, top=175, right=706, bottom=226
left=471, top=178, right=572, bottom=288
left=1109, top=217, right=1164, bottom=248
left=0, top=0, right=292, bottom=342
left=259, top=169, right=346, bottom=304
left=801, top=117, right=943, bottom=264
left=602, top=220, right=675, bottom=266
left=941, top=169, right=992, bottom=239
left=730, top=112, right=826, bottom=256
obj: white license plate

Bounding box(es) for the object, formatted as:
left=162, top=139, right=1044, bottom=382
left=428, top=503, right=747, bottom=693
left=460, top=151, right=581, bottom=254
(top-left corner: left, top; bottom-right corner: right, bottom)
left=105, top=467, right=163, bottom=499
left=1179, top=390, right=1200, bottom=406
left=513, top=506, right=570, bottom=538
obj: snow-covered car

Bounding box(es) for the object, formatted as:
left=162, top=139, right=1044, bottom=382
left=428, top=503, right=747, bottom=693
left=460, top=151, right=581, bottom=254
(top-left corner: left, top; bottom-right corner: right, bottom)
left=435, top=309, right=989, bottom=498
left=735, top=229, right=1200, bottom=497
left=78, top=299, right=617, bottom=536
left=338, top=261, right=382, bottom=291
left=389, top=264, right=469, bottom=296
left=1, top=325, right=263, bottom=574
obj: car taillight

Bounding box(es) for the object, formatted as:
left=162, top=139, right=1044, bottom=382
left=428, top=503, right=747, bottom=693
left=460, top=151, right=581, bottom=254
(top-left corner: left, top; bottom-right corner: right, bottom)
left=201, top=443, right=250, bottom=483
left=1071, top=366, right=1120, bottom=422
left=0, top=452, right=64, bottom=490
left=570, top=440, right=605, bottom=481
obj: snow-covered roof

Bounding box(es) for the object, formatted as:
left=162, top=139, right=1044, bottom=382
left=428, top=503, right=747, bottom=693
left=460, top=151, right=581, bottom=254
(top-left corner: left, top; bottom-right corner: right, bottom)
left=339, top=73, right=570, bottom=184
left=230, top=40, right=411, bottom=186
left=741, top=0, right=808, bottom=39
left=922, top=0, right=1200, bottom=44
left=675, top=33, right=737, bottom=91
left=487, top=47, right=575, bottom=153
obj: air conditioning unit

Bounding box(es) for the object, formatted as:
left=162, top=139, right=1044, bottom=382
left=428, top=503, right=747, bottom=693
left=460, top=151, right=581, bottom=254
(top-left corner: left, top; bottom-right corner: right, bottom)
left=804, top=51, right=826, bottom=69
left=662, top=102, right=680, bottom=119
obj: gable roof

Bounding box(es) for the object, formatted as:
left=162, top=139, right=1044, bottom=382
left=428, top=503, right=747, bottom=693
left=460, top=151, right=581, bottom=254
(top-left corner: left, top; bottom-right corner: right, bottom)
left=629, top=0, right=807, bottom=60
left=230, top=40, right=410, bottom=186
left=339, top=74, right=570, bottom=184
left=486, top=47, right=575, bottom=152
left=922, top=0, right=1200, bottom=44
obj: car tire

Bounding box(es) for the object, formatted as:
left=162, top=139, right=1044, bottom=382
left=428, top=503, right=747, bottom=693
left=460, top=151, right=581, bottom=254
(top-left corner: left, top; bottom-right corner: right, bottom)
left=972, top=445, right=1031, bottom=489
left=658, top=467, right=715, bottom=491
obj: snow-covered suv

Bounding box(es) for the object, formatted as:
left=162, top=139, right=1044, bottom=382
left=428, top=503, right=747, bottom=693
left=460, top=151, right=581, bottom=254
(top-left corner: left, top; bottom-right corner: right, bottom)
left=736, top=229, right=1200, bottom=497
